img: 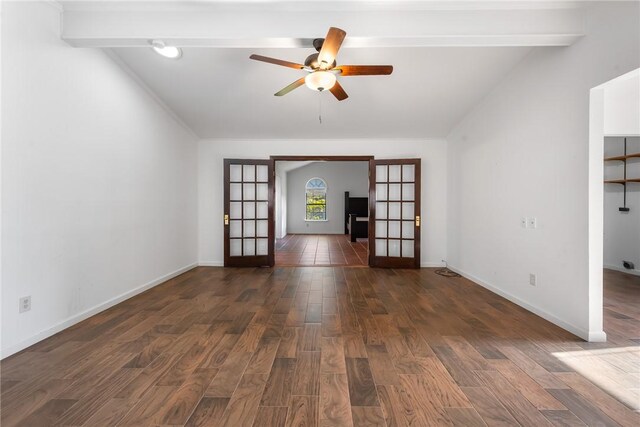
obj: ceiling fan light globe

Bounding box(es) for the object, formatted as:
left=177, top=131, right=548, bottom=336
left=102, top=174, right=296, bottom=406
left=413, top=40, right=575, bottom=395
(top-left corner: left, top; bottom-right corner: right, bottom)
left=305, top=71, right=337, bottom=92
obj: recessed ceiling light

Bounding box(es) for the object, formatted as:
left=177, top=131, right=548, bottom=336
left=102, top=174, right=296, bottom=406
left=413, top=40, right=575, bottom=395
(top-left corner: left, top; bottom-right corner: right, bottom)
left=150, top=40, right=182, bottom=59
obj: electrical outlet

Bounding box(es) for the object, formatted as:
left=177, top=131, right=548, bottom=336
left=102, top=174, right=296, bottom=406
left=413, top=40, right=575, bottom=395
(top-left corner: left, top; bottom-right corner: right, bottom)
left=528, top=217, right=537, bottom=229
left=529, top=274, right=537, bottom=286
left=19, top=296, right=31, bottom=313
left=520, top=217, right=527, bottom=228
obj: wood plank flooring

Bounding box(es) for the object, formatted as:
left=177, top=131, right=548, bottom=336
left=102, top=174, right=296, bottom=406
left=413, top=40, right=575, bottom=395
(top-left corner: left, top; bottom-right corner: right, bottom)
left=276, top=235, right=368, bottom=266
left=1, top=267, right=638, bottom=426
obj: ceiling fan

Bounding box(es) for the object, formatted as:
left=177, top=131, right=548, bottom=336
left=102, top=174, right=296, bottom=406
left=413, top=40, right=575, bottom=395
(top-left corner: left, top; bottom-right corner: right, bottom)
left=249, top=27, right=393, bottom=101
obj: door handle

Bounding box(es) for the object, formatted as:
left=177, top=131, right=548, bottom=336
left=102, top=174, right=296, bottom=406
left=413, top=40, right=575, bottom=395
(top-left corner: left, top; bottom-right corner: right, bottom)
left=415, top=216, right=420, bottom=227
left=224, top=214, right=229, bottom=225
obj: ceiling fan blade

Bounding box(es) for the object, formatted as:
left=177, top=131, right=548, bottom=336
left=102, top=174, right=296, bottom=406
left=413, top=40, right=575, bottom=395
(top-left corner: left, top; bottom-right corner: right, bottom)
left=335, top=65, right=393, bottom=76
left=329, top=81, right=348, bottom=101
left=275, top=77, right=306, bottom=96
left=318, top=27, right=346, bottom=69
left=250, top=54, right=305, bottom=70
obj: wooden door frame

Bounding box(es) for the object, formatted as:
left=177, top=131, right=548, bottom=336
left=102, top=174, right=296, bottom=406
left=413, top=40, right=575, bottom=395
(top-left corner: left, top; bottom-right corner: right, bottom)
left=270, top=155, right=374, bottom=162
left=270, top=155, right=374, bottom=266
left=224, top=159, right=275, bottom=267
left=369, top=159, right=421, bottom=269
left=266, top=155, right=421, bottom=269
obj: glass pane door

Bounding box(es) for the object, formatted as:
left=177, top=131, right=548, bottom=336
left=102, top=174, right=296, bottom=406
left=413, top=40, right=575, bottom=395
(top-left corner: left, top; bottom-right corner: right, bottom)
left=370, top=159, right=420, bottom=268
left=224, top=159, right=274, bottom=267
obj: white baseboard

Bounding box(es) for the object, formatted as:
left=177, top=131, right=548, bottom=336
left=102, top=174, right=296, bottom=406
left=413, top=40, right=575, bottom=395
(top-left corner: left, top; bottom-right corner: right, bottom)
left=200, top=261, right=444, bottom=268
left=421, top=262, right=446, bottom=268
left=447, top=265, right=603, bottom=342
left=587, top=330, right=608, bottom=342
left=199, top=261, right=224, bottom=267
left=604, top=264, right=640, bottom=277
left=1, top=263, right=198, bottom=359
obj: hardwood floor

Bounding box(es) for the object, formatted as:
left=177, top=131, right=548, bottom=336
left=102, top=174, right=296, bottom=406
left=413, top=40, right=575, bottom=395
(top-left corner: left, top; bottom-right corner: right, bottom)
left=1, top=267, right=638, bottom=426
left=276, top=235, right=368, bottom=266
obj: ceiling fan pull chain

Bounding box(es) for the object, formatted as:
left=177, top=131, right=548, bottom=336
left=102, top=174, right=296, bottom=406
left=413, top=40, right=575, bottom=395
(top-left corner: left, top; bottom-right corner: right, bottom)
left=318, top=91, right=323, bottom=124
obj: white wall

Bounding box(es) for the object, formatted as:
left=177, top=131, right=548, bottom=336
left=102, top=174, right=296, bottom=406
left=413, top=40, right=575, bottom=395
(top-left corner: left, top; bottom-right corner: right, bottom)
left=1, top=1, right=198, bottom=357
left=447, top=1, right=639, bottom=341
left=604, top=72, right=640, bottom=137
left=198, top=139, right=447, bottom=267
left=275, top=161, right=316, bottom=239
left=286, top=161, right=368, bottom=235
left=275, top=172, right=287, bottom=239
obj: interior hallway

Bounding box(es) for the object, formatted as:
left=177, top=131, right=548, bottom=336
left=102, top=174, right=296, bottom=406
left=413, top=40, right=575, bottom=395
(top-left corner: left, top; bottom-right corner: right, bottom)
left=275, top=234, right=368, bottom=266
left=1, top=266, right=638, bottom=426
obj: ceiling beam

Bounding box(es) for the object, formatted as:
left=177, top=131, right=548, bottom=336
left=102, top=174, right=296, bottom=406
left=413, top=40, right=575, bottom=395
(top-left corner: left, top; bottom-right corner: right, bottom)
left=61, top=3, right=585, bottom=48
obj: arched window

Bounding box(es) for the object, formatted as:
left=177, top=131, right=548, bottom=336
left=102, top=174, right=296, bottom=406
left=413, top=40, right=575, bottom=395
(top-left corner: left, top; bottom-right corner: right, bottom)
left=305, top=178, right=327, bottom=221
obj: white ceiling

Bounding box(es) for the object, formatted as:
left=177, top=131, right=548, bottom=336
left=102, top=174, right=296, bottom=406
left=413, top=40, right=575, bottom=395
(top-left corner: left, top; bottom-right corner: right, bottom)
left=61, top=0, right=584, bottom=139
left=111, top=45, right=532, bottom=138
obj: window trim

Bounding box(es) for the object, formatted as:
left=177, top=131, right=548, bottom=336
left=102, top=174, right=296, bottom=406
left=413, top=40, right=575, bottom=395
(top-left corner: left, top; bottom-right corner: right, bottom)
left=305, top=177, right=328, bottom=221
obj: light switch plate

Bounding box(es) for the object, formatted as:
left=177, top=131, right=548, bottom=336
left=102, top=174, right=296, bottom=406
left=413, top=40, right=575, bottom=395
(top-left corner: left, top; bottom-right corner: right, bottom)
left=528, top=217, right=537, bottom=229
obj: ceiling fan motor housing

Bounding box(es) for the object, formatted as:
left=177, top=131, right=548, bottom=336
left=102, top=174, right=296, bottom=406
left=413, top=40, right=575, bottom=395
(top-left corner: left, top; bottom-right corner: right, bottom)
left=304, top=52, right=336, bottom=70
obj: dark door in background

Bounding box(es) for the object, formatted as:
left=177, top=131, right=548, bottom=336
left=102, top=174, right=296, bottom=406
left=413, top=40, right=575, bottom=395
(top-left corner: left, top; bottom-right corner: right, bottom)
left=369, top=159, right=421, bottom=268
left=224, top=159, right=275, bottom=267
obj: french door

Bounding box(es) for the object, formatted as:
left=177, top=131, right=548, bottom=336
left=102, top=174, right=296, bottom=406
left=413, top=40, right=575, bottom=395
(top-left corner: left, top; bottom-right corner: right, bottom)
left=224, top=159, right=275, bottom=267
left=369, top=159, right=421, bottom=268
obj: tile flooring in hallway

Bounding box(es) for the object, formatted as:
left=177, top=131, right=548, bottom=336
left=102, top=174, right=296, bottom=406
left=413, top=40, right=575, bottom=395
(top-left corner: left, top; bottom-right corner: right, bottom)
left=276, top=234, right=368, bottom=266
left=1, top=267, right=639, bottom=426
